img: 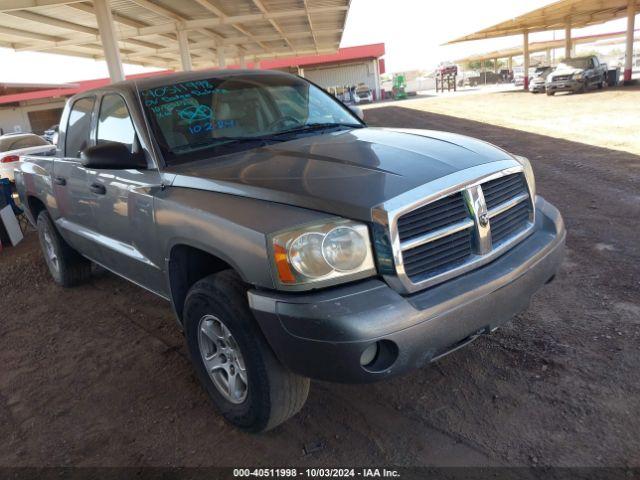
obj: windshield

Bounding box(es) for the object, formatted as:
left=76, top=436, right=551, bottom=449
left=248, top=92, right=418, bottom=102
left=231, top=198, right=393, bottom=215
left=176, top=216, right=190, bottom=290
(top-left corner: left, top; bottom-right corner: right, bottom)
left=140, top=73, right=362, bottom=164
left=558, top=58, right=591, bottom=70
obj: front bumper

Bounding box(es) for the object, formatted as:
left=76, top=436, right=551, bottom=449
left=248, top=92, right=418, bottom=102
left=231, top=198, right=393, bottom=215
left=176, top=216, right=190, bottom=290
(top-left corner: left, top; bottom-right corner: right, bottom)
left=546, top=79, right=582, bottom=93
left=529, top=82, right=546, bottom=92
left=249, top=196, right=565, bottom=383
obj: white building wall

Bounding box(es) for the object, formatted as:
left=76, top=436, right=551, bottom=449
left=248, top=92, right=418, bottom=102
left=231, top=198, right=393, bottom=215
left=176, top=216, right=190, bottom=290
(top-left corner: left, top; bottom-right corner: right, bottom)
left=0, top=99, right=66, bottom=135
left=0, top=107, right=31, bottom=134
left=303, top=60, right=379, bottom=98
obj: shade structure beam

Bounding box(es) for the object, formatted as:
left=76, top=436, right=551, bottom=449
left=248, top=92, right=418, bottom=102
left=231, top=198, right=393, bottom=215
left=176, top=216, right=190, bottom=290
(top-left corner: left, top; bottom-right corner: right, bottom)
left=523, top=30, right=530, bottom=90
left=93, top=0, right=124, bottom=82
left=177, top=29, right=192, bottom=71
left=625, top=0, right=636, bottom=82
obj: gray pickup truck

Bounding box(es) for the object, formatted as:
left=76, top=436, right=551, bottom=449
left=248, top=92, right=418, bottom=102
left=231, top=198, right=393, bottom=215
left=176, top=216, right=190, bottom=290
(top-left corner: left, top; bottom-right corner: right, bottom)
left=545, top=55, right=607, bottom=95
left=16, top=70, right=565, bottom=432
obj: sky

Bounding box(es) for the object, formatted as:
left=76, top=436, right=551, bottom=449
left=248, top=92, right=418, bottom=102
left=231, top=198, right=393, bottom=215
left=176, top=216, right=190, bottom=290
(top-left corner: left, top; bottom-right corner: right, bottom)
left=0, top=0, right=634, bottom=84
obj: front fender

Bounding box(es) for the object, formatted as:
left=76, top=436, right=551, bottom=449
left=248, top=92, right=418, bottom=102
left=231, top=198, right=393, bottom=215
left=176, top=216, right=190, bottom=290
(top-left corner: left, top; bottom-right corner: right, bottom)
left=154, top=187, right=334, bottom=289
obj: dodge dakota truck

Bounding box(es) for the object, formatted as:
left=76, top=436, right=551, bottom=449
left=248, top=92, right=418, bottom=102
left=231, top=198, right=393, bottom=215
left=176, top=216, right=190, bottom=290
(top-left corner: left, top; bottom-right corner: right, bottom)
left=545, top=55, right=607, bottom=95
left=16, top=70, right=565, bottom=432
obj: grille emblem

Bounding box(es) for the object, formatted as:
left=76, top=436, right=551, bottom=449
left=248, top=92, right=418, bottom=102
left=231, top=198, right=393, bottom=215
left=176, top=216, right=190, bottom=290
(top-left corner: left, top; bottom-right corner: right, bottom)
left=478, top=212, right=489, bottom=227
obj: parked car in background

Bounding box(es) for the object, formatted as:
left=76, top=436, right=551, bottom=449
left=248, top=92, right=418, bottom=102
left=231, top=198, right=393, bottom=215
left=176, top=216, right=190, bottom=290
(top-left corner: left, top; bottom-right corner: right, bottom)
left=0, top=133, right=54, bottom=182
left=352, top=84, right=373, bottom=104
left=529, top=66, right=553, bottom=93
left=546, top=56, right=607, bottom=95
left=43, top=124, right=59, bottom=144
left=16, top=70, right=565, bottom=432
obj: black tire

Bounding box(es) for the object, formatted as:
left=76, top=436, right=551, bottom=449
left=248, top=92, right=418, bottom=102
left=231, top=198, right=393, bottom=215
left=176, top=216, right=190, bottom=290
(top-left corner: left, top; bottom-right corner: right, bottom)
left=183, top=270, right=310, bottom=432
left=36, top=210, right=91, bottom=287
left=546, top=91, right=554, bottom=96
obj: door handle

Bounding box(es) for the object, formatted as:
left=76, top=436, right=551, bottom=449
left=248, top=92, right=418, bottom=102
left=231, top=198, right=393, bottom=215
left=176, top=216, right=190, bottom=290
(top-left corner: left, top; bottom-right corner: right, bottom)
left=89, top=182, right=106, bottom=195
left=53, top=176, right=66, bottom=186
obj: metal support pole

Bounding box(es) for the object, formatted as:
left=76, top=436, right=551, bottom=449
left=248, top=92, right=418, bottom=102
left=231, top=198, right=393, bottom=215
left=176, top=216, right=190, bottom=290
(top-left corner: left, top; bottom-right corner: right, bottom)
left=564, top=24, right=572, bottom=59
left=93, top=0, right=124, bottom=83
left=217, top=47, right=226, bottom=68
left=239, top=54, right=246, bottom=69
left=508, top=56, right=513, bottom=71
left=177, top=30, right=192, bottom=72
left=494, top=58, right=498, bottom=73
left=546, top=48, right=551, bottom=65
left=624, top=0, right=636, bottom=83
left=373, top=59, right=381, bottom=101
left=523, top=30, right=530, bottom=90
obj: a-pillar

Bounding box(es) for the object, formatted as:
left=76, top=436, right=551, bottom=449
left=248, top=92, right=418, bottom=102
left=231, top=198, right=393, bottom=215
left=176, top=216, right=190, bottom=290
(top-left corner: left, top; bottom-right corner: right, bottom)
left=94, top=0, right=124, bottom=82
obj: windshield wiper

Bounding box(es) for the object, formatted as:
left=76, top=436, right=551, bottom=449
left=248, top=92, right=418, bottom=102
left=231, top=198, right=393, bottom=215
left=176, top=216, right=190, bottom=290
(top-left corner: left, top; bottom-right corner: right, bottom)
left=271, top=123, right=362, bottom=137
left=171, top=124, right=362, bottom=153
left=172, top=136, right=285, bottom=153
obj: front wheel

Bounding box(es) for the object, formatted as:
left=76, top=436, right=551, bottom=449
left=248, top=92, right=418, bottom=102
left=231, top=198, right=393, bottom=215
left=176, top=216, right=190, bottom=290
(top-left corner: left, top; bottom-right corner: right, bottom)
left=183, top=270, right=309, bottom=432
left=36, top=210, right=91, bottom=287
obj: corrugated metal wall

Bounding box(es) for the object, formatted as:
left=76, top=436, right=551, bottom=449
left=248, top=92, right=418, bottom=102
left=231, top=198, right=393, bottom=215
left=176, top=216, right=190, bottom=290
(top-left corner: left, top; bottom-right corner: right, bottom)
left=304, top=61, right=377, bottom=91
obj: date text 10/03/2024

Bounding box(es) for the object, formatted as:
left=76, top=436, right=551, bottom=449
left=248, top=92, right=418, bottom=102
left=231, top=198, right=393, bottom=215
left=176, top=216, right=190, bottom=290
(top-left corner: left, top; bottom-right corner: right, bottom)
left=233, top=468, right=401, bottom=478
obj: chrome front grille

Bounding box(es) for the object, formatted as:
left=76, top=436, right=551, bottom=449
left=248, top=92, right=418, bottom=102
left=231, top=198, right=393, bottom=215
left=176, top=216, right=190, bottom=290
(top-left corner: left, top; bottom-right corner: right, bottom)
left=552, top=74, right=572, bottom=81
left=397, top=191, right=469, bottom=243
left=385, top=166, right=535, bottom=294
left=482, top=173, right=527, bottom=210
left=490, top=200, right=531, bottom=245
left=402, top=228, right=473, bottom=281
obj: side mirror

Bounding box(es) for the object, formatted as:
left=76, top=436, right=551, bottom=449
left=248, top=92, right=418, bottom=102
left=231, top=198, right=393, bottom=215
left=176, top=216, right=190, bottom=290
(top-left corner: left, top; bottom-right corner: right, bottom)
left=349, top=105, right=364, bottom=121
left=81, top=142, right=146, bottom=169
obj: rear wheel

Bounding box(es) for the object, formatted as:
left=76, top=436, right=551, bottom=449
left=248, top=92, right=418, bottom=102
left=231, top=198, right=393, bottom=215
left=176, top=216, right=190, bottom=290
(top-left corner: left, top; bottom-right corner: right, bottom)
left=36, top=210, right=91, bottom=287
left=183, top=270, right=310, bottom=432
left=546, top=91, right=554, bottom=96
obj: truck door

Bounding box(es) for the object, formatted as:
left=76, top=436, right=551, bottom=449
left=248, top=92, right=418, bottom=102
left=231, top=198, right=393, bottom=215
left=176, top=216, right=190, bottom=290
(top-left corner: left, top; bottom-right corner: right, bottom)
left=52, top=95, right=100, bottom=256
left=84, top=92, right=166, bottom=296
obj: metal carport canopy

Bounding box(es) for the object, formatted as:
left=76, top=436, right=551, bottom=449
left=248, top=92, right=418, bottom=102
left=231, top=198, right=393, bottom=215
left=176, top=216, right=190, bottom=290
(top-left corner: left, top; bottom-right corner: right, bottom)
left=0, top=0, right=351, bottom=82
left=446, top=0, right=639, bottom=86
left=454, top=29, right=639, bottom=64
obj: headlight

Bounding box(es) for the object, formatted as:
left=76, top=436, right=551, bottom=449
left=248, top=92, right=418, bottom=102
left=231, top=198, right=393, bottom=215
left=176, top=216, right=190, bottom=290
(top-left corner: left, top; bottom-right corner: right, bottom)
left=573, top=72, right=584, bottom=80
left=270, top=219, right=376, bottom=288
left=514, top=155, right=536, bottom=199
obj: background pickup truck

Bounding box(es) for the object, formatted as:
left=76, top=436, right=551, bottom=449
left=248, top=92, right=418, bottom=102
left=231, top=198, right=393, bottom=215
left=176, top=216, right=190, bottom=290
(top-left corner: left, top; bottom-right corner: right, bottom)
left=545, top=55, right=607, bottom=95
left=16, top=70, right=565, bottom=432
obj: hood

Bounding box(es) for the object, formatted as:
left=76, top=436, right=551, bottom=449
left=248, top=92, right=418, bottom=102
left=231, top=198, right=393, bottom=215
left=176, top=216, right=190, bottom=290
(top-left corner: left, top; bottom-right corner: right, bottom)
left=166, top=127, right=515, bottom=220
left=552, top=68, right=583, bottom=77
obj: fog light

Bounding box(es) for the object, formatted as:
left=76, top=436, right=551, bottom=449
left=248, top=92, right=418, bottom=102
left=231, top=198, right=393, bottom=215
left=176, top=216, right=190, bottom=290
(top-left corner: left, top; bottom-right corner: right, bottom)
left=360, top=343, right=379, bottom=366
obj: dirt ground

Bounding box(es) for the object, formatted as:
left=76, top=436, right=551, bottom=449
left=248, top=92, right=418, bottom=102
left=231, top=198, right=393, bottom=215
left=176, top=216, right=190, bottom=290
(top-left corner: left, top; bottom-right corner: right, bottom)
left=1, top=103, right=639, bottom=468
left=364, top=85, right=640, bottom=156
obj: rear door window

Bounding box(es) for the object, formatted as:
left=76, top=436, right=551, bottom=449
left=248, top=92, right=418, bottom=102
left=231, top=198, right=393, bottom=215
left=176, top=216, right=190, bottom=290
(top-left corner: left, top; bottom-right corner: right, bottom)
left=65, top=96, right=95, bottom=158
